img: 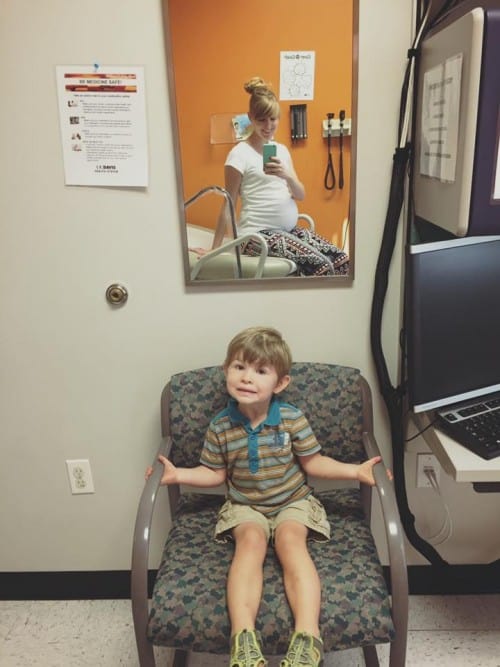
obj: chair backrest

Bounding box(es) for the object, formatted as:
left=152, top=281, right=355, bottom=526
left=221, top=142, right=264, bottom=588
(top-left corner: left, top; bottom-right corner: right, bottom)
left=162, top=362, right=366, bottom=469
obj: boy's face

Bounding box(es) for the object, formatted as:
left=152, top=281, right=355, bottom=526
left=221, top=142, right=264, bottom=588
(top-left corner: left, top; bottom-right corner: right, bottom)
left=224, top=358, right=290, bottom=411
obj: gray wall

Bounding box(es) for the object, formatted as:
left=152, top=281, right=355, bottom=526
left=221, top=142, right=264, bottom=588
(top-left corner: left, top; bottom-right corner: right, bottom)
left=1, top=0, right=497, bottom=574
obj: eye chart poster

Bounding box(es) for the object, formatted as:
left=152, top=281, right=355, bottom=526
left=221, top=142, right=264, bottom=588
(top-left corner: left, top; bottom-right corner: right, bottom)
left=56, top=65, right=148, bottom=187
left=279, top=51, right=315, bottom=101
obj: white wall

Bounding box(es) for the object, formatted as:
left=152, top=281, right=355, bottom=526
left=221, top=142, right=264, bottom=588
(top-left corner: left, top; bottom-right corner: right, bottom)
left=3, top=0, right=493, bottom=575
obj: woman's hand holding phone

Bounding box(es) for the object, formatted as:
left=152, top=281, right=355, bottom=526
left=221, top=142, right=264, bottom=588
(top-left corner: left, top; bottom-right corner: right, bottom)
left=263, top=143, right=277, bottom=169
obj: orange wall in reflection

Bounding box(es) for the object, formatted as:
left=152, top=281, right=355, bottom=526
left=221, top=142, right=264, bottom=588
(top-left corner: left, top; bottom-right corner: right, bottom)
left=169, top=0, right=352, bottom=245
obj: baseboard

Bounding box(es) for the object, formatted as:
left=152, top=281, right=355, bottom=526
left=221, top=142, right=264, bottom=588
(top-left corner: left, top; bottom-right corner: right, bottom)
left=401, top=563, right=500, bottom=595
left=1, top=565, right=500, bottom=600
left=0, top=571, right=156, bottom=601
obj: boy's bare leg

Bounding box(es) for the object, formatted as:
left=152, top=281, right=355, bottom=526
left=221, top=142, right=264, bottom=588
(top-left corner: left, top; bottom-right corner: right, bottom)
left=274, top=521, right=321, bottom=638
left=227, top=521, right=268, bottom=634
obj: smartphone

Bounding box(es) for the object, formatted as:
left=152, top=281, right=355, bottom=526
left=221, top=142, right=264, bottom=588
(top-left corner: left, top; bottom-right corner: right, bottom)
left=263, top=143, right=277, bottom=166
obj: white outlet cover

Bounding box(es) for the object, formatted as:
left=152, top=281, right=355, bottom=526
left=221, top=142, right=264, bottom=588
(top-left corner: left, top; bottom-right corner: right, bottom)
left=416, top=453, right=440, bottom=488
left=66, top=459, right=95, bottom=494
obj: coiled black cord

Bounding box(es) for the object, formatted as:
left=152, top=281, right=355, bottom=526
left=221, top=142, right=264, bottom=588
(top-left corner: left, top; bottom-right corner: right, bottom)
left=324, top=114, right=336, bottom=190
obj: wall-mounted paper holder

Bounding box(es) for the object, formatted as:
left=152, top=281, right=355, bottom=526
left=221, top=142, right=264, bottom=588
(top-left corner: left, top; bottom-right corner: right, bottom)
left=322, top=117, right=352, bottom=138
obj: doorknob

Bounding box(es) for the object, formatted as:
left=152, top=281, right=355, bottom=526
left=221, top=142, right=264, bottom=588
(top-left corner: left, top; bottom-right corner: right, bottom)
left=106, top=283, right=128, bottom=306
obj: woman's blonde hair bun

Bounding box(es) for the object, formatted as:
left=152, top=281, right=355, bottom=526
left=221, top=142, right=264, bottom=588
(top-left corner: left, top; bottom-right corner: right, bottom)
left=244, top=77, right=280, bottom=119
left=243, top=76, right=272, bottom=95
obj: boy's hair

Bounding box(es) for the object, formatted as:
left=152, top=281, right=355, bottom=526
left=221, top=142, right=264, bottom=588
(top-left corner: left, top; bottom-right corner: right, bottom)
left=224, top=326, right=292, bottom=378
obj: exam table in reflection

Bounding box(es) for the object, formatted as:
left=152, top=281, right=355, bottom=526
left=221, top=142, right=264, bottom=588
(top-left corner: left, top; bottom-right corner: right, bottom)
left=187, top=224, right=297, bottom=280
left=185, top=185, right=299, bottom=280
left=184, top=185, right=331, bottom=281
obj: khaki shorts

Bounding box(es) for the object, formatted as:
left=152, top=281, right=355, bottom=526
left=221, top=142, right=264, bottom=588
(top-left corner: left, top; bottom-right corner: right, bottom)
left=215, top=495, right=331, bottom=544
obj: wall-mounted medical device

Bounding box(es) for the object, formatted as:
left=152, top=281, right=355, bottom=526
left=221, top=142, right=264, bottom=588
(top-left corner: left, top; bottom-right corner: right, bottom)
left=413, top=7, right=500, bottom=237
left=321, top=115, right=352, bottom=138
left=290, top=104, right=307, bottom=140
left=322, top=110, right=350, bottom=190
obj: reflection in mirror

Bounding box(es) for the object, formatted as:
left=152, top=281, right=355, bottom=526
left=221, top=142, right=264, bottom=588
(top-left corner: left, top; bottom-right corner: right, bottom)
left=162, top=0, right=357, bottom=285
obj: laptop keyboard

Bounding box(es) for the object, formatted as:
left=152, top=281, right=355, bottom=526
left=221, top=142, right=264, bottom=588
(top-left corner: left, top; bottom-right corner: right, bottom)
left=437, top=395, right=500, bottom=460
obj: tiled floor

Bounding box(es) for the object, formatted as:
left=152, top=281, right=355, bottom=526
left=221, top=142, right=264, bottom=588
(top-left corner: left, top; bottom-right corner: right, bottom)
left=1, top=596, right=500, bottom=666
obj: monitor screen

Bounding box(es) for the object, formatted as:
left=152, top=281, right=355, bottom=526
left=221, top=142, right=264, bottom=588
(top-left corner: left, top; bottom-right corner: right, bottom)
left=407, top=236, right=500, bottom=412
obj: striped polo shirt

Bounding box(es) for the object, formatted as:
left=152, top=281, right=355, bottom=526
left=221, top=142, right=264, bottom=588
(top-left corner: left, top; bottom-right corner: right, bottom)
left=200, top=397, right=321, bottom=516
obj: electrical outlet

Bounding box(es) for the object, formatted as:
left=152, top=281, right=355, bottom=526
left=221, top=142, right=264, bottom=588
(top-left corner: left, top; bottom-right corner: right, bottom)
left=416, top=453, right=440, bottom=488
left=66, top=459, right=95, bottom=494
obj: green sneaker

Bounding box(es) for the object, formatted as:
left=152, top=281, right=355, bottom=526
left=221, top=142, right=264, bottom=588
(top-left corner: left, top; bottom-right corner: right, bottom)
left=230, top=628, right=268, bottom=667
left=280, top=631, right=324, bottom=666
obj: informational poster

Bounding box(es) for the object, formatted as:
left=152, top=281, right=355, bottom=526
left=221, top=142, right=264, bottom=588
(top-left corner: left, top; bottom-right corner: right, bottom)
left=279, top=51, right=315, bottom=101
left=56, top=65, right=148, bottom=187
left=419, top=53, right=463, bottom=183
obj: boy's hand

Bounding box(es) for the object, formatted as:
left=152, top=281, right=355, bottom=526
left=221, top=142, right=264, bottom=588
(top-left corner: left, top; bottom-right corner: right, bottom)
left=145, top=455, right=179, bottom=486
left=357, top=456, right=393, bottom=486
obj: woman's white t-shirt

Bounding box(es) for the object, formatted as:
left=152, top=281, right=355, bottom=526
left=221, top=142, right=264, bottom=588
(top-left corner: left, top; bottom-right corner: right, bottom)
left=225, top=141, right=298, bottom=234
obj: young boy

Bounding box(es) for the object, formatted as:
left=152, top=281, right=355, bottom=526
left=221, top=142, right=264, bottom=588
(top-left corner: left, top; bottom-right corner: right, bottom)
left=150, top=326, right=384, bottom=667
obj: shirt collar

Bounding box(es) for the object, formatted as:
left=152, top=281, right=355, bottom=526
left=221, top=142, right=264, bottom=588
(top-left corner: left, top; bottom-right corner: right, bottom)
left=227, top=396, right=282, bottom=428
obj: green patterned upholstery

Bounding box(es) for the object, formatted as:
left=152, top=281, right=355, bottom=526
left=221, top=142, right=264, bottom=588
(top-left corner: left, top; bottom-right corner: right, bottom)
left=167, top=363, right=366, bottom=467
left=146, top=363, right=396, bottom=657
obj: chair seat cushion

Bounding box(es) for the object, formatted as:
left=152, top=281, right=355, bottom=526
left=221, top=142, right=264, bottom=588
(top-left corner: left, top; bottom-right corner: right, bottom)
left=147, top=489, right=395, bottom=655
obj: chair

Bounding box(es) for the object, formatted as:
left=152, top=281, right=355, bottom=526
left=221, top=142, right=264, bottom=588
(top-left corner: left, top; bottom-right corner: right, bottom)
left=185, top=187, right=321, bottom=280
left=187, top=231, right=297, bottom=280
left=131, top=363, right=408, bottom=666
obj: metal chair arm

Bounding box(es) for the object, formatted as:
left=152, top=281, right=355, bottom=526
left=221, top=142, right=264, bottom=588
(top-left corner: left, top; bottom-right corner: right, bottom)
left=297, top=213, right=316, bottom=230
left=362, top=430, right=408, bottom=667
left=190, top=232, right=269, bottom=280
left=131, top=437, right=171, bottom=667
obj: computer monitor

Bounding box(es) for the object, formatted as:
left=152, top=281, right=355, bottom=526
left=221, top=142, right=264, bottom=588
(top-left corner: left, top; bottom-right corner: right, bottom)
left=407, top=236, right=500, bottom=412
left=413, top=8, right=500, bottom=237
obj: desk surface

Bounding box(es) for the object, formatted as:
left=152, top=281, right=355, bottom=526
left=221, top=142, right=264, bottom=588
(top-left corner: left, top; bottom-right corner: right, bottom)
left=413, top=412, right=500, bottom=483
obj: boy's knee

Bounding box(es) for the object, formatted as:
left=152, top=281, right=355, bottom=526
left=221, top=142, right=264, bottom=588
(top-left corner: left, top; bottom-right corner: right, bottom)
left=234, top=522, right=268, bottom=549
left=274, top=520, right=308, bottom=549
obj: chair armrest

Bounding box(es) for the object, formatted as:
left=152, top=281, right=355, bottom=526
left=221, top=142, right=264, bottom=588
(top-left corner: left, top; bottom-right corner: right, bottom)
left=131, top=436, right=171, bottom=667
left=362, top=431, right=408, bottom=660
left=297, top=213, right=315, bottom=231
left=190, top=232, right=269, bottom=280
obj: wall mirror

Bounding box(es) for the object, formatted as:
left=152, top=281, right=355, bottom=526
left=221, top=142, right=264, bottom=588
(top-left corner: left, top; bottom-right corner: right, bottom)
left=162, top=0, right=357, bottom=286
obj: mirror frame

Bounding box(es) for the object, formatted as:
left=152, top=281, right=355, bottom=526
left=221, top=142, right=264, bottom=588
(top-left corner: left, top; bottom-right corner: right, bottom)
left=161, top=0, right=358, bottom=288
